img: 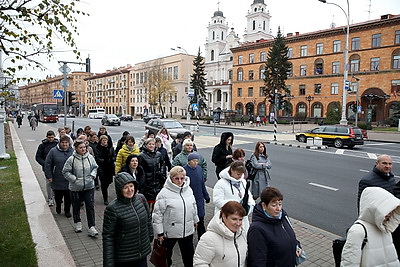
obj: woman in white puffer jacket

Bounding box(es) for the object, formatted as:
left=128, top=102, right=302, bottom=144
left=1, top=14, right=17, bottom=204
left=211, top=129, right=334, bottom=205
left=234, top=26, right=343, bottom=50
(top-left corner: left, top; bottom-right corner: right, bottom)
left=341, top=186, right=400, bottom=267
left=194, top=201, right=247, bottom=267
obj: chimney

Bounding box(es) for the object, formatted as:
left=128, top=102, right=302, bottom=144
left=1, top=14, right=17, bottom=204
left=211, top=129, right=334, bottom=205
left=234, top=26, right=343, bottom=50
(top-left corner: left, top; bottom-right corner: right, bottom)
left=381, top=14, right=394, bottom=20
left=295, top=32, right=300, bottom=36
left=85, top=56, right=91, bottom=73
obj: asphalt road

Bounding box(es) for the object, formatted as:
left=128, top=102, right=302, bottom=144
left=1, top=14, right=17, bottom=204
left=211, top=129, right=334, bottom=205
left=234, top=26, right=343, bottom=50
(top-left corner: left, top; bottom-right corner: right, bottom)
left=24, top=117, right=400, bottom=236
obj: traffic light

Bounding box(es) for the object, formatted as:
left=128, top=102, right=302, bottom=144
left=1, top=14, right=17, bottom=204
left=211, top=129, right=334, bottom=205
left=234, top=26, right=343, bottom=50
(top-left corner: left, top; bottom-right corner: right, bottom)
left=268, top=93, right=275, bottom=104
left=351, top=101, right=357, bottom=113
left=278, top=94, right=287, bottom=110
left=67, top=92, right=78, bottom=106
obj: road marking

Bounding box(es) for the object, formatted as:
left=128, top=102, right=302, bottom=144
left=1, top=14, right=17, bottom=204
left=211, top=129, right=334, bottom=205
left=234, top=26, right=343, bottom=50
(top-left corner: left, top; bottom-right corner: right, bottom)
left=364, top=143, right=396, bottom=146
left=359, top=169, right=369, bottom=173
left=194, top=135, right=252, bottom=149
left=367, top=153, right=377, bottom=159
left=335, top=149, right=345, bottom=154
left=309, top=182, right=339, bottom=191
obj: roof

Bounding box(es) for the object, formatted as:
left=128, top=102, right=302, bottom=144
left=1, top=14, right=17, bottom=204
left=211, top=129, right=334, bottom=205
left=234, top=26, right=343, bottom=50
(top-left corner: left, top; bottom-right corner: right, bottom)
left=253, top=0, right=265, bottom=4
left=213, top=10, right=224, bottom=17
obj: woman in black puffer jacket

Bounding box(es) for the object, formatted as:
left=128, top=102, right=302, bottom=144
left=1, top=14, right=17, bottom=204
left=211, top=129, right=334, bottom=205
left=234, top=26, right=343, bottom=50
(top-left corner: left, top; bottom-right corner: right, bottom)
left=138, top=138, right=166, bottom=211
left=102, top=172, right=153, bottom=267
left=94, top=135, right=115, bottom=205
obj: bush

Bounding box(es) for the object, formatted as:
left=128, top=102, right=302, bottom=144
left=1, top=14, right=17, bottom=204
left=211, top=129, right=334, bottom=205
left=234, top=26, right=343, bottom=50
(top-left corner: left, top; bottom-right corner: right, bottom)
left=294, top=112, right=306, bottom=121
left=358, top=123, right=373, bottom=130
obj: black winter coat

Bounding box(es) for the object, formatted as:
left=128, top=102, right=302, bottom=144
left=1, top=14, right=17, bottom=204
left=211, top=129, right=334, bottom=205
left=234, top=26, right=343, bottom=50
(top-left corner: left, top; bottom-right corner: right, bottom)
left=156, top=144, right=172, bottom=171
left=102, top=172, right=153, bottom=267
left=138, top=148, right=166, bottom=201
left=35, top=138, right=59, bottom=171
left=44, top=145, right=73, bottom=190
left=247, top=204, right=299, bottom=267
left=212, top=132, right=234, bottom=177
left=94, top=143, right=116, bottom=184
left=97, top=131, right=113, bottom=148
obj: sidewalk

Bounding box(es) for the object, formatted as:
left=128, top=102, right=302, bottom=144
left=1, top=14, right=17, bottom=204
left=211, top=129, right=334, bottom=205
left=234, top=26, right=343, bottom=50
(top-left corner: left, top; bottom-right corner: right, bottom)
left=11, top=120, right=340, bottom=266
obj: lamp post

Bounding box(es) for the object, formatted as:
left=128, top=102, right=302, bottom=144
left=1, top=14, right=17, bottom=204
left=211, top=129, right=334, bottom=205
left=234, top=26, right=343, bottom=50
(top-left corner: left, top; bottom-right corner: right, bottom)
left=171, top=46, right=191, bottom=122
left=364, top=93, right=377, bottom=125
left=305, top=95, right=314, bottom=119
left=318, top=0, right=350, bottom=125
left=169, top=95, right=174, bottom=118
left=379, top=94, right=390, bottom=125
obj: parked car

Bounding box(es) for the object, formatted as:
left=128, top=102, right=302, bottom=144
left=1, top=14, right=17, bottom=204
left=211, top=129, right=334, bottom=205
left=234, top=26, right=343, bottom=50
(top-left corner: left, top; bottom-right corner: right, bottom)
left=101, top=114, right=121, bottom=126
left=295, top=125, right=364, bottom=148
left=119, top=114, right=133, bottom=121
left=143, top=114, right=161, bottom=124
left=145, top=119, right=192, bottom=139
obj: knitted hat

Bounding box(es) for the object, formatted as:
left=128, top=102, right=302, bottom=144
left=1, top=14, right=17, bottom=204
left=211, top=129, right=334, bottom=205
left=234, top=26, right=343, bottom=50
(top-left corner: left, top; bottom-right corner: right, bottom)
left=183, top=131, right=192, bottom=138
left=188, top=152, right=200, bottom=161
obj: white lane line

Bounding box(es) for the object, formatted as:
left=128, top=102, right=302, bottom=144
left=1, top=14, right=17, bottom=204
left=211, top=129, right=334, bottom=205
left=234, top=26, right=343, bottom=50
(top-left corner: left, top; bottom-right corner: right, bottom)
left=367, top=153, right=377, bottom=159
left=309, top=182, right=339, bottom=191
left=364, top=143, right=396, bottom=146
left=359, top=169, right=369, bottom=173
left=335, top=149, right=345, bottom=154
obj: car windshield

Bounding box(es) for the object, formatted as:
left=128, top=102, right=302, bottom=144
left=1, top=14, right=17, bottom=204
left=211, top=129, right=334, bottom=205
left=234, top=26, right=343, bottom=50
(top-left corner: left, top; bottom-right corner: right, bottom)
left=163, top=121, right=183, bottom=129
left=108, top=114, right=118, bottom=118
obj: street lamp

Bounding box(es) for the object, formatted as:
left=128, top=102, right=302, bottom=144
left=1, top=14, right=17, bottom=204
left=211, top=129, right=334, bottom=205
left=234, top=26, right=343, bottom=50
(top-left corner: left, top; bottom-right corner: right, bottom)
left=318, top=0, right=350, bottom=125
left=379, top=94, right=390, bottom=125
left=171, top=46, right=191, bottom=122
left=169, top=95, right=174, bottom=118
left=305, top=95, right=314, bottom=119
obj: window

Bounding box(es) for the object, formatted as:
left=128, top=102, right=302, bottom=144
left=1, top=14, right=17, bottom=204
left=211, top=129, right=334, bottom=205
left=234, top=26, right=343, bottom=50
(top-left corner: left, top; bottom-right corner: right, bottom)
left=300, top=46, right=307, bottom=57
left=350, top=59, right=360, bottom=72
left=173, top=66, right=178, bottom=79
left=260, top=52, right=266, bottom=61
left=287, top=48, right=293, bottom=58
left=352, top=37, right=360, bottom=50
left=228, top=70, right=233, bottom=80
left=211, top=50, right=215, bottom=61
left=396, top=31, right=400, bottom=44
left=314, top=84, right=321, bottom=95
left=316, top=43, right=323, bottom=55
left=393, top=54, right=400, bottom=69
left=259, top=66, right=266, bottom=79
left=331, top=83, right=339, bottom=95
left=217, top=90, right=222, bottom=101
left=237, top=88, right=242, bottom=97
left=300, top=65, right=307, bottom=76
left=370, top=57, right=380, bottom=70
left=249, top=70, right=254, bottom=80
left=372, top=34, right=381, bottom=47
left=237, top=68, right=243, bottom=81
left=299, top=84, right=306, bottom=95
left=332, top=62, right=340, bottom=74
left=333, top=40, right=341, bottom=52
left=168, top=67, right=172, bottom=80
left=248, top=87, right=253, bottom=97
left=315, top=59, right=323, bottom=75
left=238, top=56, right=243, bottom=64
left=249, top=53, right=254, bottom=63
left=259, top=87, right=266, bottom=96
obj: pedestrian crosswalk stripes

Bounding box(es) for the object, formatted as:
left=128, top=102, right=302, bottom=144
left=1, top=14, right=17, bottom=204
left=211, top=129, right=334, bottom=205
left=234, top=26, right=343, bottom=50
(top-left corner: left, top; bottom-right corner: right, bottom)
left=194, top=135, right=252, bottom=149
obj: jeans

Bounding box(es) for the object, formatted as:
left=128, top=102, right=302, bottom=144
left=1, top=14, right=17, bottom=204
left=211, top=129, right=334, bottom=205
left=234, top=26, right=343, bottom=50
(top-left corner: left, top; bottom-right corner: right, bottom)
left=46, top=180, right=54, bottom=199
left=70, top=188, right=95, bottom=228
left=54, top=190, right=71, bottom=213
left=164, top=234, right=194, bottom=267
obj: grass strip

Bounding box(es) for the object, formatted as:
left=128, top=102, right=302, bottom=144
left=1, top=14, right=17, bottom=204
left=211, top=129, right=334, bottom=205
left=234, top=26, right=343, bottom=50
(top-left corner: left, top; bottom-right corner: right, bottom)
left=0, top=152, right=37, bottom=267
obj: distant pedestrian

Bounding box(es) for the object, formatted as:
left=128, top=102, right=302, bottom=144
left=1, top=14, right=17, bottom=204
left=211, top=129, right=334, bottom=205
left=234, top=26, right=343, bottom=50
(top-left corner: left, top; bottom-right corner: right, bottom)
left=263, top=116, right=267, bottom=125
left=341, top=187, right=400, bottom=267
left=183, top=152, right=210, bottom=239
left=250, top=141, right=272, bottom=200
left=102, top=172, right=153, bottom=267
left=256, top=115, right=261, bottom=126
left=193, top=201, right=247, bottom=267
left=157, top=127, right=173, bottom=160
left=211, top=132, right=234, bottom=179
left=240, top=115, right=245, bottom=126
left=29, top=116, right=37, bottom=131
left=62, top=139, right=99, bottom=237
left=44, top=135, right=73, bottom=217
left=35, top=130, right=58, bottom=206
left=16, top=114, right=22, bottom=128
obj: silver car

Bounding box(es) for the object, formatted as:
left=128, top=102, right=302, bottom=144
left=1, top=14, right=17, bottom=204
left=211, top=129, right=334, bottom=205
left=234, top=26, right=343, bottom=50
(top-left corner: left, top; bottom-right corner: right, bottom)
left=101, top=114, right=121, bottom=126
left=145, top=119, right=192, bottom=139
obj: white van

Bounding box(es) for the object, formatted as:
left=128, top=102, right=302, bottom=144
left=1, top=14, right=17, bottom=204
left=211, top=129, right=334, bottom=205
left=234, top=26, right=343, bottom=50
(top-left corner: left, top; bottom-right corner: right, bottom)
left=88, top=108, right=105, bottom=119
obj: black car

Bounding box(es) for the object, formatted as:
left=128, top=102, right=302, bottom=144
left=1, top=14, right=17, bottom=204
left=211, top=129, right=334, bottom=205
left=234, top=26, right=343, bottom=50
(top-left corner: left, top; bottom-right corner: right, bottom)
left=101, top=114, right=121, bottom=126
left=119, top=114, right=133, bottom=121
left=295, top=125, right=364, bottom=148
left=143, top=114, right=161, bottom=124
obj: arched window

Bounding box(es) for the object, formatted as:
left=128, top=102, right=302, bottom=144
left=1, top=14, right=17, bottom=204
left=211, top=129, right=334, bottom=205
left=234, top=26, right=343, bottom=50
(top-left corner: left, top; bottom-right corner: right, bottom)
left=259, top=65, right=266, bottom=79
left=297, top=102, right=306, bottom=114
left=312, top=103, right=323, bottom=117
left=212, top=31, right=215, bottom=40
left=257, top=102, right=266, bottom=116
left=314, top=58, right=324, bottom=75
left=236, top=102, right=244, bottom=115
left=211, top=50, right=215, bottom=61
left=221, top=31, right=224, bottom=40
left=216, top=90, right=222, bottom=101
left=392, top=48, right=400, bottom=69
left=252, top=20, right=256, bottom=30
left=349, top=54, right=361, bottom=73
left=237, top=68, right=243, bottom=81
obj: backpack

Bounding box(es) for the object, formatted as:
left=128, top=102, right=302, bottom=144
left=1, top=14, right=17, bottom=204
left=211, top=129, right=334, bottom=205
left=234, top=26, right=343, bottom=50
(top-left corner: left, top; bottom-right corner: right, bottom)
left=332, top=222, right=368, bottom=267
left=245, top=158, right=257, bottom=180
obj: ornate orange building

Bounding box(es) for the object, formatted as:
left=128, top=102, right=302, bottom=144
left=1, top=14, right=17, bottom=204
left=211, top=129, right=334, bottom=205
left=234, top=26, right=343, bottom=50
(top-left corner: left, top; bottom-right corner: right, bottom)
left=231, top=14, right=400, bottom=124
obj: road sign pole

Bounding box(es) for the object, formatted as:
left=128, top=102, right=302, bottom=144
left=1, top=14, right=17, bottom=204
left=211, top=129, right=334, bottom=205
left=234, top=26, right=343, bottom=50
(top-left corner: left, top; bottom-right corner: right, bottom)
left=61, top=63, right=69, bottom=126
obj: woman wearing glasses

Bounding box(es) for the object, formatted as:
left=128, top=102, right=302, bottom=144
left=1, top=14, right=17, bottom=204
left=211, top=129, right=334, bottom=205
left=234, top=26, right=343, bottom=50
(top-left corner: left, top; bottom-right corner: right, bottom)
left=152, top=166, right=199, bottom=267
left=62, top=139, right=98, bottom=237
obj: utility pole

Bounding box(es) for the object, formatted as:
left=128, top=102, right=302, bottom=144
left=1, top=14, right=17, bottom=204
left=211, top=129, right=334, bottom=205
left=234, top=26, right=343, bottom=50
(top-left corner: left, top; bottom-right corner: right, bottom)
left=273, top=89, right=278, bottom=141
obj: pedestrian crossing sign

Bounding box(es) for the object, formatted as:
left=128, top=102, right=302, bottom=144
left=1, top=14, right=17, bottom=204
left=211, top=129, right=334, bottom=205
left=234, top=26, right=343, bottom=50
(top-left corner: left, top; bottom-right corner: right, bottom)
left=53, top=90, right=64, bottom=99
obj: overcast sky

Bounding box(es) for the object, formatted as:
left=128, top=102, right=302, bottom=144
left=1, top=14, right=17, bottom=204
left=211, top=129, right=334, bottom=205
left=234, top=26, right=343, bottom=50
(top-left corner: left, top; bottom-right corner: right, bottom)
left=10, top=0, right=400, bottom=82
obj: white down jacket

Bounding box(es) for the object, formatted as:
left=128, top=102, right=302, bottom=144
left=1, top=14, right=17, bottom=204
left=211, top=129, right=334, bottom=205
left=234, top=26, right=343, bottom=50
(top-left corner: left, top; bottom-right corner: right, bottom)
left=341, top=187, right=400, bottom=267
left=213, top=167, right=255, bottom=230
left=152, top=176, right=199, bottom=239
left=193, top=211, right=247, bottom=267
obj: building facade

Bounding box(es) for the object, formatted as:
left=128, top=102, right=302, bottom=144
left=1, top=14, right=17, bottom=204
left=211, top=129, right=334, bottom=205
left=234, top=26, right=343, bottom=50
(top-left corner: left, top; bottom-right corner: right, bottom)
left=231, top=14, right=400, bottom=124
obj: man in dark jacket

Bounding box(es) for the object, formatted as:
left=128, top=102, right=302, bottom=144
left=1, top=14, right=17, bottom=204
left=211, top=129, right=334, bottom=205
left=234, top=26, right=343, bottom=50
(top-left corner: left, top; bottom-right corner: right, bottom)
left=44, top=135, right=73, bottom=217
left=35, top=130, right=58, bottom=206
left=211, top=132, right=234, bottom=179
left=357, top=154, right=400, bottom=257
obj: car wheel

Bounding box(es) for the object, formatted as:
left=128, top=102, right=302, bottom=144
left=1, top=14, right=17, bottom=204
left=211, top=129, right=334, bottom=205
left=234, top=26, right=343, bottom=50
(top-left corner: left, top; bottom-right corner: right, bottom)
left=334, top=138, right=344, bottom=148
left=298, top=135, right=306, bottom=143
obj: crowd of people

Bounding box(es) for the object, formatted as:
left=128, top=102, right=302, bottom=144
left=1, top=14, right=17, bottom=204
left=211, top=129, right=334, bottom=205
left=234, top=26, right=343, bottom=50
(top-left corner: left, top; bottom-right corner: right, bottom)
left=31, top=121, right=400, bottom=266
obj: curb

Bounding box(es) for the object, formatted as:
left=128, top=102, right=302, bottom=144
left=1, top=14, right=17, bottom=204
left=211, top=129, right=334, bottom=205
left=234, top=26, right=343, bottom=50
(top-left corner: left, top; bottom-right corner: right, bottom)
left=9, top=122, right=76, bottom=267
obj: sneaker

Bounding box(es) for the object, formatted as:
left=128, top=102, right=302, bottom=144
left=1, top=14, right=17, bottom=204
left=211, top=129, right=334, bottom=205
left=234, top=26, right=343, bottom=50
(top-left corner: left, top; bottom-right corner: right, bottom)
left=75, top=222, right=82, bottom=233
left=88, top=226, right=99, bottom=237
left=48, top=199, right=54, bottom=207
left=65, top=212, right=72, bottom=218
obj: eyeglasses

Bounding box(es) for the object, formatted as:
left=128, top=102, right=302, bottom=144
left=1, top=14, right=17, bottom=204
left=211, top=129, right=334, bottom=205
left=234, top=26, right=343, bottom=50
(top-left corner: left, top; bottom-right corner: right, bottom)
left=173, top=177, right=186, bottom=181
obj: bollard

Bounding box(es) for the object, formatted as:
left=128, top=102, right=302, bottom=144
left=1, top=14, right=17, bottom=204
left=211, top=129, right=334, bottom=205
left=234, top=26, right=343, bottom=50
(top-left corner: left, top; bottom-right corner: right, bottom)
left=314, top=137, right=323, bottom=146
left=306, top=137, right=314, bottom=146
left=0, top=115, right=11, bottom=159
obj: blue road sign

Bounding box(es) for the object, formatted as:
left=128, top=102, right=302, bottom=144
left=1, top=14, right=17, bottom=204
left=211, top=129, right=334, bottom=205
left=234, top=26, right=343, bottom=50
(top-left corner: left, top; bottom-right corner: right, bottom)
left=191, top=103, right=198, bottom=111
left=53, top=89, right=64, bottom=99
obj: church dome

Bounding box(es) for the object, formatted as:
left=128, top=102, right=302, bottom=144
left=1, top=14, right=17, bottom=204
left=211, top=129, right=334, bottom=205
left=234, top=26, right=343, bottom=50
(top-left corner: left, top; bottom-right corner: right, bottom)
left=253, top=0, right=265, bottom=4
left=213, top=10, right=224, bottom=17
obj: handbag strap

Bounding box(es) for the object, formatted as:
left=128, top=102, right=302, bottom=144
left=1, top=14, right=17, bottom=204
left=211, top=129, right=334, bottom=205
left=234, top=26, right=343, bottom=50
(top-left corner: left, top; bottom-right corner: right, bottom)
left=354, top=222, right=368, bottom=249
